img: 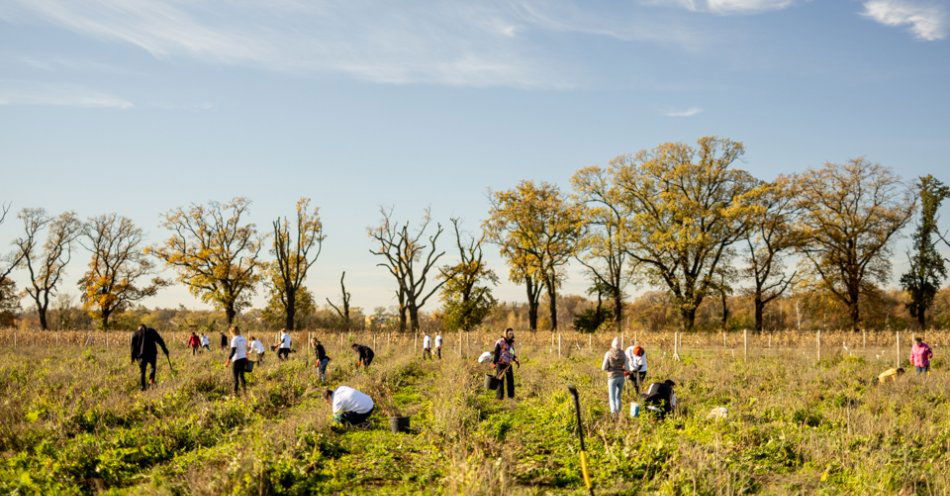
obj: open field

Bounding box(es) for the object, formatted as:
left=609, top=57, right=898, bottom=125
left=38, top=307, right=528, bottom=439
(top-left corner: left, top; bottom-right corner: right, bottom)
left=0, top=329, right=947, bottom=495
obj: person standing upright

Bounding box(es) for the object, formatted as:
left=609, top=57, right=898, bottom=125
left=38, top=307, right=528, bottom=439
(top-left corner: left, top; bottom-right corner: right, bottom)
left=225, top=326, right=249, bottom=395
left=602, top=337, right=629, bottom=417
left=314, top=337, right=331, bottom=383
left=435, top=333, right=443, bottom=360
left=492, top=328, right=520, bottom=400
left=277, top=329, right=292, bottom=360
left=131, top=324, right=169, bottom=391
left=187, top=331, right=200, bottom=355
left=219, top=331, right=228, bottom=351
left=422, top=334, right=432, bottom=360
left=910, top=336, right=934, bottom=375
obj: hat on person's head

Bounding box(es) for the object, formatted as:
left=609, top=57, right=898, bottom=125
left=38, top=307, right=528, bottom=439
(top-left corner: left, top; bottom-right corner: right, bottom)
left=633, top=345, right=644, bottom=356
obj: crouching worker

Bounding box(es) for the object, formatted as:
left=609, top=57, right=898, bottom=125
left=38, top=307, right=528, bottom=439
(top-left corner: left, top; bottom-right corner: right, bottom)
left=876, top=367, right=905, bottom=384
left=642, top=379, right=677, bottom=419
left=325, top=386, right=374, bottom=426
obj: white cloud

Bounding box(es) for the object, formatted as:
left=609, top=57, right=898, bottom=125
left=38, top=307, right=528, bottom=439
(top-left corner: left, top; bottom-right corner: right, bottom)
left=0, top=81, right=133, bottom=108
left=862, top=0, right=946, bottom=41
left=644, top=0, right=796, bottom=14
left=665, top=106, right=703, bottom=117
left=0, top=0, right=708, bottom=89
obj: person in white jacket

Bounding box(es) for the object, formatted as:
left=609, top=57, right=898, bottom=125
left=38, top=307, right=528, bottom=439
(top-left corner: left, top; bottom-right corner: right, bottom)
left=422, top=334, right=433, bottom=360
left=325, top=386, right=375, bottom=426
left=625, top=344, right=648, bottom=395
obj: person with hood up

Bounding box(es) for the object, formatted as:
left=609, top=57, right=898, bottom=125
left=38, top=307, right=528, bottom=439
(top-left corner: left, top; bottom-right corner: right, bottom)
left=602, top=337, right=629, bottom=416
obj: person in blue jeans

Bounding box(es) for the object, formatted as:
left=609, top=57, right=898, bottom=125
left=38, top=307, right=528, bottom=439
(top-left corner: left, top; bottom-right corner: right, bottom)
left=602, top=337, right=628, bottom=417
left=314, top=337, right=331, bottom=383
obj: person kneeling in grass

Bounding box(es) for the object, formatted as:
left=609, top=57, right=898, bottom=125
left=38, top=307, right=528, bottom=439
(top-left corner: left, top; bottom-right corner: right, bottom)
left=642, top=379, right=677, bottom=419
left=325, top=386, right=374, bottom=426
left=876, top=367, right=905, bottom=384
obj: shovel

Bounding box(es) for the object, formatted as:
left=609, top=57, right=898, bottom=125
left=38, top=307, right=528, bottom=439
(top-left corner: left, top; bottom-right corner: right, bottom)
left=166, top=354, right=177, bottom=378
left=567, top=385, right=594, bottom=496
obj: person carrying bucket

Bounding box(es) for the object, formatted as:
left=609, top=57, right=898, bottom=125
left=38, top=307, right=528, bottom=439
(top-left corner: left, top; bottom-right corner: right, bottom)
left=602, top=337, right=629, bottom=417
left=492, top=328, right=520, bottom=400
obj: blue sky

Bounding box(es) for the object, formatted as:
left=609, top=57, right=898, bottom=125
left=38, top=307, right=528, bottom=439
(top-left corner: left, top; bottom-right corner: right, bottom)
left=1, top=0, right=949, bottom=313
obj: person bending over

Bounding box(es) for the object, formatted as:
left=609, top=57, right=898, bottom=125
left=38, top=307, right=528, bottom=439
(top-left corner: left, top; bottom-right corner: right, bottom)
left=277, top=329, right=292, bottom=360
left=325, top=386, right=374, bottom=426
left=352, top=343, right=375, bottom=368
left=642, top=379, right=677, bottom=419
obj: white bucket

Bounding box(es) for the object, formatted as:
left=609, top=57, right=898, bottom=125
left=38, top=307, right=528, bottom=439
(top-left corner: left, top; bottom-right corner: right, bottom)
left=630, top=402, right=641, bottom=418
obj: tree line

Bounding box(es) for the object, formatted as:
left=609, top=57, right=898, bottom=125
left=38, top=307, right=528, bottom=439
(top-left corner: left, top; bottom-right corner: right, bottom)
left=2, top=136, right=948, bottom=332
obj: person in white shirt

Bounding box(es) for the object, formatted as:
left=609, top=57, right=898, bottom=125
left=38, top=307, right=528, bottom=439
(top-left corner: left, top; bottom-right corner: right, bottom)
left=277, top=330, right=292, bottom=360
left=624, top=345, right=648, bottom=395
left=200, top=334, right=211, bottom=351
left=225, top=326, right=249, bottom=395
left=422, top=334, right=432, bottom=360
left=325, top=386, right=374, bottom=425
left=435, top=334, right=443, bottom=359
left=249, top=336, right=266, bottom=363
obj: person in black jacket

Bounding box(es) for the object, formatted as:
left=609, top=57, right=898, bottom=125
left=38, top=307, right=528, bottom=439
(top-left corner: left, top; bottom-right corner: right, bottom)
left=351, top=343, right=374, bottom=368
left=641, top=379, right=677, bottom=419
left=131, top=324, right=169, bottom=391
left=314, top=337, right=331, bottom=383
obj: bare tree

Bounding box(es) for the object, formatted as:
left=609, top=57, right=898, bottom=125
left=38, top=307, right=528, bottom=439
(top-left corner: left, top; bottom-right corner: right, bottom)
left=368, top=207, right=446, bottom=332
left=270, top=198, right=325, bottom=330
left=15, top=209, right=81, bottom=330
left=326, top=271, right=352, bottom=331
left=0, top=203, right=25, bottom=282
left=78, top=214, right=165, bottom=330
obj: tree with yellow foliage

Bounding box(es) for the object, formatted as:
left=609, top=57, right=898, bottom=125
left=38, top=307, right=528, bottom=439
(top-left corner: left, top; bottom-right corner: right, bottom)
left=484, top=180, right=585, bottom=331
left=612, top=136, right=765, bottom=331
left=152, top=198, right=263, bottom=325
left=795, top=159, right=913, bottom=331
left=78, top=214, right=165, bottom=329
left=269, top=198, right=324, bottom=330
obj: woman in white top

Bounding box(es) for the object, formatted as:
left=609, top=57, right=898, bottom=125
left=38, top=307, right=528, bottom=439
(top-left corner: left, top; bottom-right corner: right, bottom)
left=422, top=334, right=432, bottom=360
left=624, top=345, right=648, bottom=395
left=225, top=326, right=249, bottom=395
left=249, top=336, right=266, bottom=363
left=277, top=330, right=292, bottom=360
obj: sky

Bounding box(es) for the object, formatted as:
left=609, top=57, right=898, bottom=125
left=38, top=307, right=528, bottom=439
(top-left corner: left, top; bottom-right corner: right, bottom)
left=1, top=0, right=949, bottom=314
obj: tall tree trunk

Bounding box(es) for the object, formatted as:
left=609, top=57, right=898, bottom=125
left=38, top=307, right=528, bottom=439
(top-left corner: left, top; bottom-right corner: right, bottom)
left=847, top=284, right=860, bottom=331
left=225, top=304, right=236, bottom=326
left=285, top=289, right=296, bottom=330
left=613, top=289, right=623, bottom=334
left=545, top=277, right=558, bottom=331
left=409, top=304, right=420, bottom=332
left=720, top=290, right=729, bottom=331
left=754, top=297, right=765, bottom=333
left=525, top=279, right=538, bottom=331
left=101, top=311, right=111, bottom=331
left=680, top=305, right=697, bottom=332
left=398, top=305, right=407, bottom=333
left=38, top=309, right=48, bottom=330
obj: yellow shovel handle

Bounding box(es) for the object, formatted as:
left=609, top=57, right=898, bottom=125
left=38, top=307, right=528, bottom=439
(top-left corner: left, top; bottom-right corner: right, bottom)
left=579, top=450, right=592, bottom=489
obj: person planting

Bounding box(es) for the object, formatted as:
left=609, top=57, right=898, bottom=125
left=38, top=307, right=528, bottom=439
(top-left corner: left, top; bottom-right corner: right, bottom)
left=910, top=337, right=934, bottom=375
left=492, top=328, right=520, bottom=400
left=602, top=337, right=629, bottom=417
left=314, top=337, right=331, bottom=383
left=352, top=343, right=375, bottom=368
left=277, top=329, right=292, bottom=360
left=325, top=386, right=375, bottom=426
left=642, top=379, right=677, bottom=419
left=131, top=324, right=170, bottom=391
left=249, top=336, right=266, bottom=363
left=624, top=344, right=648, bottom=395
left=876, top=367, right=905, bottom=383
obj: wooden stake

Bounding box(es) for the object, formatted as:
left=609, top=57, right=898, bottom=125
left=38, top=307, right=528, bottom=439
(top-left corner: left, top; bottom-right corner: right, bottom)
left=557, top=333, right=562, bottom=358
left=673, top=331, right=680, bottom=361
left=895, top=331, right=900, bottom=368
left=743, top=329, right=748, bottom=361
left=816, top=330, right=821, bottom=362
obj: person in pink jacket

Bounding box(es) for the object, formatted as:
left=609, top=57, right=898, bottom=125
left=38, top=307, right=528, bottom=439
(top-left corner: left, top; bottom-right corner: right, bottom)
left=910, top=337, right=934, bottom=375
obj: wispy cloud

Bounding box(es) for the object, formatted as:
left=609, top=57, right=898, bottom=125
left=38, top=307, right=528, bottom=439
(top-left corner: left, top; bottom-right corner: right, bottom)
left=0, top=81, right=133, bottom=108
left=0, top=0, right=709, bottom=89
left=862, top=0, right=946, bottom=41
left=665, top=106, right=703, bottom=117
left=643, top=0, right=797, bottom=14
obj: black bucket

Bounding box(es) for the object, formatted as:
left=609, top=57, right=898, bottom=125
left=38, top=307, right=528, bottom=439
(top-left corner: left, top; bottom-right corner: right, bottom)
left=389, top=416, right=410, bottom=433
left=485, top=374, right=501, bottom=390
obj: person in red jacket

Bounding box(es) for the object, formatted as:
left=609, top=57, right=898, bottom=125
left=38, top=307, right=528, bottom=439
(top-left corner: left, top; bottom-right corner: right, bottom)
left=187, top=331, right=200, bottom=355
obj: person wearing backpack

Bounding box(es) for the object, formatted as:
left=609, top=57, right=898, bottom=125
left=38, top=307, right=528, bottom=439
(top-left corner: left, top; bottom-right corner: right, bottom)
left=130, top=324, right=170, bottom=391
left=602, top=337, right=629, bottom=417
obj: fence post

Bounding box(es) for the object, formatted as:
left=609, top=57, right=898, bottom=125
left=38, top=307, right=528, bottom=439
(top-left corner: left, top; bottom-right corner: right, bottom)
left=588, top=333, right=592, bottom=351
left=743, top=329, right=748, bottom=361
left=816, top=330, right=821, bottom=362
left=862, top=329, right=867, bottom=351
left=557, top=333, right=562, bottom=358
left=895, top=331, right=900, bottom=368
left=673, top=331, right=680, bottom=361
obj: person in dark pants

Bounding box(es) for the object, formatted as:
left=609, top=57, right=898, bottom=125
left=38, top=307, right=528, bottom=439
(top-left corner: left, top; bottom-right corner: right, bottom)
left=352, top=343, right=374, bottom=368
left=325, top=386, right=374, bottom=426
left=131, top=324, right=169, bottom=391
left=187, top=332, right=200, bottom=355
left=314, top=338, right=331, bottom=383
left=492, top=328, right=520, bottom=400
left=219, top=331, right=228, bottom=350
left=225, top=326, right=249, bottom=395
left=642, top=379, right=677, bottom=419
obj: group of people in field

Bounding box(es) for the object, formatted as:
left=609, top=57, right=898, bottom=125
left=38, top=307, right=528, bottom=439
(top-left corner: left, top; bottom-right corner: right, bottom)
left=130, top=324, right=937, bottom=427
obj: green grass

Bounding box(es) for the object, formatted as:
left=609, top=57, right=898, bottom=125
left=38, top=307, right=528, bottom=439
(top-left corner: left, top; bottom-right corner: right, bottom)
left=0, top=337, right=946, bottom=495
